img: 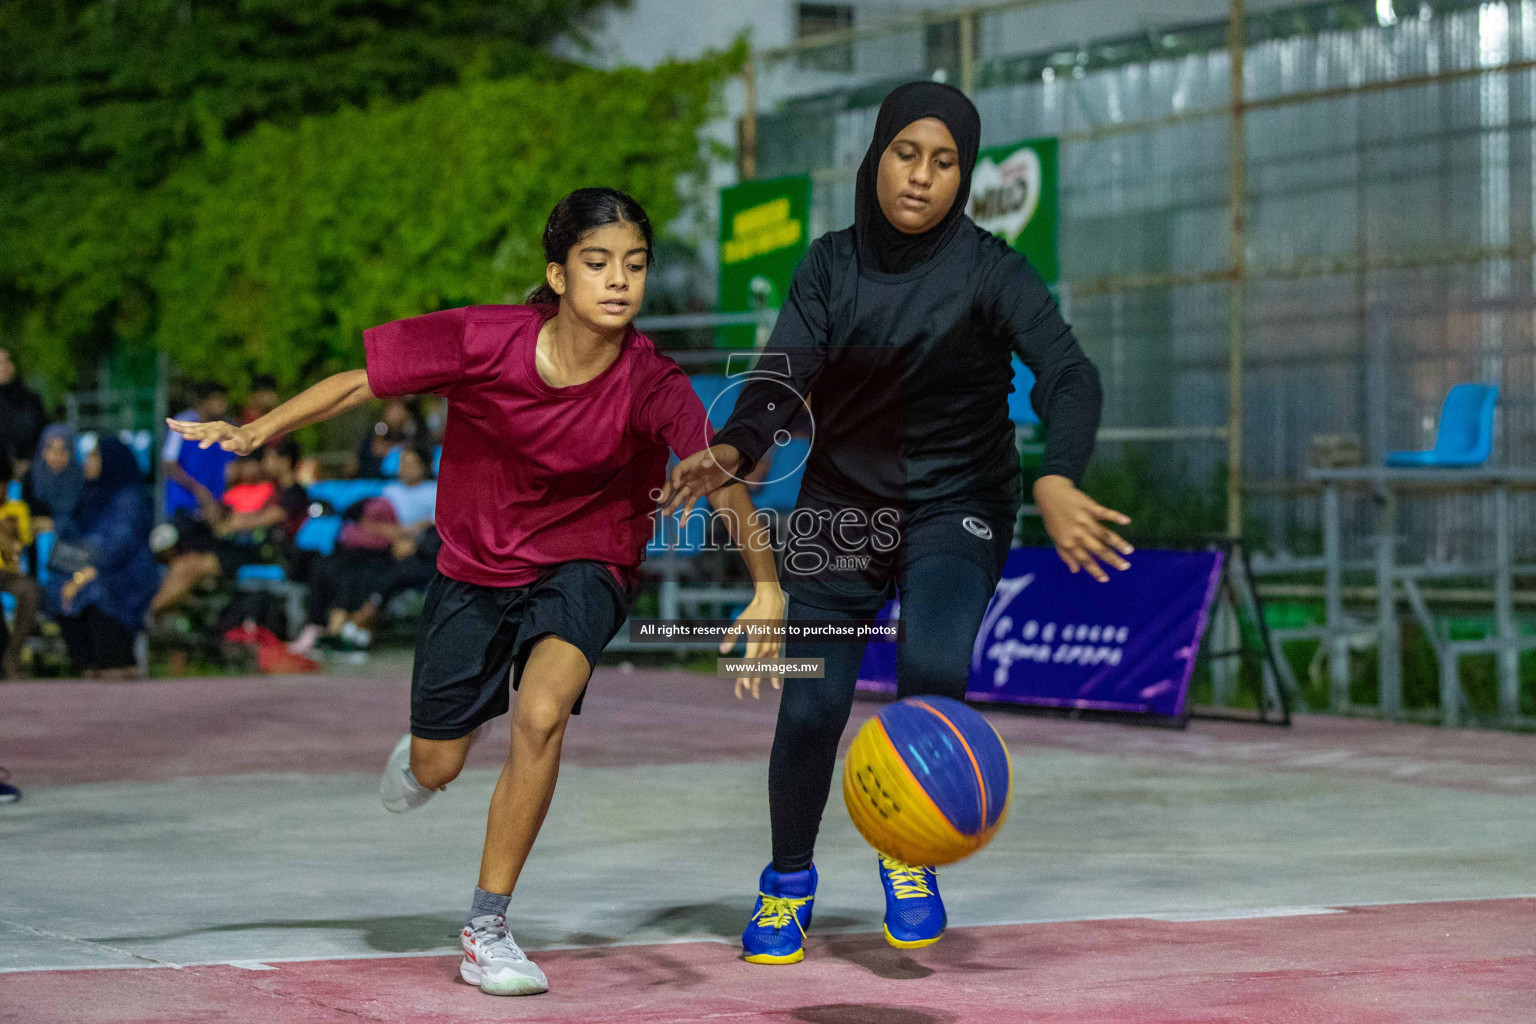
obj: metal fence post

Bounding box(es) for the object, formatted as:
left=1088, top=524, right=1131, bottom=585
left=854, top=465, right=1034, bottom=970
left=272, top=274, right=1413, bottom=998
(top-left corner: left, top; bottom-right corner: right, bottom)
left=1440, top=644, right=1462, bottom=728
left=1226, top=0, right=1247, bottom=539
left=1322, top=481, right=1349, bottom=710
left=1375, top=488, right=1401, bottom=718
left=1493, top=483, right=1519, bottom=721
left=739, top=56, right=757, bottom=182
left=959, top=11, right=977, bottom=95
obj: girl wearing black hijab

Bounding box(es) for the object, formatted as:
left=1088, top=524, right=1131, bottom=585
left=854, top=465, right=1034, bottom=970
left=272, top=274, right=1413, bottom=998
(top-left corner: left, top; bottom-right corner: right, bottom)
left=664, top=81, right=1132, bottom=964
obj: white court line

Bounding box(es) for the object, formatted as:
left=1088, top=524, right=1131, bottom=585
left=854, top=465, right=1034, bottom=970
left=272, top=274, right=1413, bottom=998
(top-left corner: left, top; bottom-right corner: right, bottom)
left=3, top=892, right=1532, bottom=975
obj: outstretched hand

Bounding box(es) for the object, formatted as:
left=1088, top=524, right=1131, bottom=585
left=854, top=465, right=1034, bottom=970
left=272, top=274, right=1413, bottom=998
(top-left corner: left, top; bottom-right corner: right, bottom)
left=1034, top=475, right=1133, bottom=583
left=720, top=585, right=786, bottom=700
left=166, top=418, right=260, bottom=457
left=659, top=444, right=745, bottom=517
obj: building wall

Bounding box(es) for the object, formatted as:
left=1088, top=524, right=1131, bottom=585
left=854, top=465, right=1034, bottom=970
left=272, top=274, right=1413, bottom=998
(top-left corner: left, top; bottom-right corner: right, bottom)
left=561, top=0, right=1329, bottom=70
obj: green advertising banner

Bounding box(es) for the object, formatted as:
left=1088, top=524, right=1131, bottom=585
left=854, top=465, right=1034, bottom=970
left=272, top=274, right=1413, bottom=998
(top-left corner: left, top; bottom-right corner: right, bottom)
left=966, top=136, right=1059, bottom=283
left=716, top=174, right=812, bottom=349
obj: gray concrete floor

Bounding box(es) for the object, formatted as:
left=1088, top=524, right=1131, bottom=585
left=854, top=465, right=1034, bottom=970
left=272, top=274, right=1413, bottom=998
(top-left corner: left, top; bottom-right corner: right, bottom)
left=4, top=749, right=1534, bottom=973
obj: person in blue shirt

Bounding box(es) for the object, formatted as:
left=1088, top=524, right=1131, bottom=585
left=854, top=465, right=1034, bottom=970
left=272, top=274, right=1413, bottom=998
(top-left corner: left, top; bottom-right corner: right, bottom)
left=47, top=435, right=157, bottom=679
left=162, top=381, right=235, bottom=517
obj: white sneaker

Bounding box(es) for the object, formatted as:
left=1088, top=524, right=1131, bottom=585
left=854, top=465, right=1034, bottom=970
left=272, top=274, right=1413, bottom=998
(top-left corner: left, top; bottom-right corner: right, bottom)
left=460, top=914, right=548, bottom=996
left=378, top=734, right=436, bottom=813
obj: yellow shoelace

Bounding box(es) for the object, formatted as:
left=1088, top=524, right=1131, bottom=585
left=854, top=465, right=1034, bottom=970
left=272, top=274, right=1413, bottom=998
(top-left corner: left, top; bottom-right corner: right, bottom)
left=880, top=857, right=935, bottom=899
left=751, top=893, right=811, bottom=932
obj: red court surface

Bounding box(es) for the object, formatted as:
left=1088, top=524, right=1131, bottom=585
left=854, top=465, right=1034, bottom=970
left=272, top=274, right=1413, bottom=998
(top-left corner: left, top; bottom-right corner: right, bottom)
left=6, top=666, right=1536, bottom=793
left=3, top=899, right=1532, bottom=1023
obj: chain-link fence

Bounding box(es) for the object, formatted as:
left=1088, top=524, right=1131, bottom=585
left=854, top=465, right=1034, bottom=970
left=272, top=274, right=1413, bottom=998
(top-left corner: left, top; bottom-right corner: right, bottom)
left=745, top=0, right=1536, bottom=574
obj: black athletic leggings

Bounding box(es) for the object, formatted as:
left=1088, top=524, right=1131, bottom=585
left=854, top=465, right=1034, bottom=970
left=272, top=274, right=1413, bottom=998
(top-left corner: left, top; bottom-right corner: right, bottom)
left=768, top=549, right=999, bottom=872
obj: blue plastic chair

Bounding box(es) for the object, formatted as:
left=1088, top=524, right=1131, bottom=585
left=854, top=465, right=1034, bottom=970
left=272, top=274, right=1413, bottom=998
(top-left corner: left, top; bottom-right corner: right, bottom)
left=236, top=564, right=287, bottom=583
left=294, top=515, right=343, bottom=556
left=379, top=445, right=402, bottom=478
left=35, top=531, right=54, bottom=584
left=753, top=437, right=812, bottom=512
left=1386, top=384, right=1499, bottom=468
left=306, top=479, right=387, bottom=513
left=1008, top=358, right=1040, bottom=425
left=690, top=374, right=738, bottom=430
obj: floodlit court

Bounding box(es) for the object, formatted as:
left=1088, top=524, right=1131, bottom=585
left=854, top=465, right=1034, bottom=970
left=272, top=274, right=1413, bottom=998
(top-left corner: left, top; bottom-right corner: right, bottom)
left=2, top=663, right=1533, bottom=1023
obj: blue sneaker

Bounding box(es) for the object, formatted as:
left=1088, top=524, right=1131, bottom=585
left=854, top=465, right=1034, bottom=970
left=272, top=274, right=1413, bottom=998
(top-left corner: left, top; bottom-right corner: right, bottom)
left=742, top=863, right=816, bottom=964
left=0, top=767, right=19, bottom=804
left=878, top=855, right=945, bottom=948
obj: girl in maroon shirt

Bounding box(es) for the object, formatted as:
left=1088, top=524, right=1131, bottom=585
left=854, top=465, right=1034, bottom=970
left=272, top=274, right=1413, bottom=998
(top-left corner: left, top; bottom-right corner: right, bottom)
left=170, top=188, right=785, bottom=997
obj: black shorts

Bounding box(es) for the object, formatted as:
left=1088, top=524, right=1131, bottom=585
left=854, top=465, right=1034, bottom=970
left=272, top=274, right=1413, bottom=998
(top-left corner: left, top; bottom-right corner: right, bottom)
left=409, top=561, right=631, bottom=740
left=780, top=494, right=1018, bottom=613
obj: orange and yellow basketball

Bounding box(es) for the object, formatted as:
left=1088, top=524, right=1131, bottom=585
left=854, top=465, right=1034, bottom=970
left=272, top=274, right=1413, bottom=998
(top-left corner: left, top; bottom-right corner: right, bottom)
left=842, top=696, right=1012, bottom=866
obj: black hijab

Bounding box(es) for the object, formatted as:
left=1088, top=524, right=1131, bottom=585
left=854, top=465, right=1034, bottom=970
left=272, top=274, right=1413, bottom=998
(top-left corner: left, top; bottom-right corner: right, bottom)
left=73, top=435, right=146, bottom=529
left=854, top=81, right=982, bottom=275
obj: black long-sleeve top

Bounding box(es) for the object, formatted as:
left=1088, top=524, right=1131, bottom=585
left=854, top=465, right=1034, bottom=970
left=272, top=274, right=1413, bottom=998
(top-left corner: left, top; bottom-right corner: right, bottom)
left=713, top=220, right=1102, bottom=508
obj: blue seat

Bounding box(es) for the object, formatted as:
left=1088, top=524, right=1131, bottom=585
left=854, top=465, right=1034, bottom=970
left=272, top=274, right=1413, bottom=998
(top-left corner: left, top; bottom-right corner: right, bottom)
left=1008, top=358, right=1039, bottom=425
left=690, top=374, right=738, bottom=430
left=306, top=479, right=387, bottom=513
left=236, top=564, right=287, bottom=583
left=1386, top=383, right=1499, bottom=468
left=35, top=530, right=54, bottom=585
left=294, top=515, right=343, bottom=556
left=379, top=445, right=402, bottom=478
left=753, top=437, right=811, bottom=512
left=432, top=445, right=442, bottom=476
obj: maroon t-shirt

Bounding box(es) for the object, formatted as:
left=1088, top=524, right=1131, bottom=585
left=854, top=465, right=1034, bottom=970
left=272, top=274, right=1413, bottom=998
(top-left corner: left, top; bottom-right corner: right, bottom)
left=363, top=304, right=712, bottom=590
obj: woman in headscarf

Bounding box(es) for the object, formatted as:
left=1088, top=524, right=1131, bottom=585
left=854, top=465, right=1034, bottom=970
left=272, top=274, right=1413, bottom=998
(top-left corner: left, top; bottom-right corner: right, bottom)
left=665, top=81, right=1134, bottom=963
left=46, top=435, right=158, bottom=679
left=29, top=424, right=84, bottom=529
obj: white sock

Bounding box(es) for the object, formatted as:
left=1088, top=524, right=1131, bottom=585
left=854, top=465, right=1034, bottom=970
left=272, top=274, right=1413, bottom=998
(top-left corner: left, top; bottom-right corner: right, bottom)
left=289, top=624, right=323, bottom=653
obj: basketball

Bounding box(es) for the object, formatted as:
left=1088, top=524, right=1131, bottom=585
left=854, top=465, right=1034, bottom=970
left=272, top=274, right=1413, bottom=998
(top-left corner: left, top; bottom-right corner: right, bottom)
left=842, top=696, right=1012, bottom=866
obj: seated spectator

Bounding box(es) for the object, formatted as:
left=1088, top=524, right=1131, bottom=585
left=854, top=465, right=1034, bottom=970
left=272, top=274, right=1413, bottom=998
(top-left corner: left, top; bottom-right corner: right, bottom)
left=289, top=465, right=439, bottom=656
left=0, top=452, right=41, bottom=679
left=163, top=380, right=236, bottom=518
left=29, top=424, right=83, bottom=533
left=46, top=436, right=156, bottom=680
left=291, top=497, right=397, bottom=653
left=221, top=454, right=276, bottom=514
left=148, top=440, right=310, bottom=617
left=242, top=375, right=281, bottom=426
left=0, top=348, right=47, bottom=482
left=375, top=443, right=440, bottom=609
left=381, top=447, right=436, bottom=533
left=356, top=397, right=427, bottom=478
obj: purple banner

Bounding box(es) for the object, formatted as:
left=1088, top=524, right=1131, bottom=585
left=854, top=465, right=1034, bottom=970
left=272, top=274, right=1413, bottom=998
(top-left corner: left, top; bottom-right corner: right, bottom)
left=856, top=546, right=1223, bottom=718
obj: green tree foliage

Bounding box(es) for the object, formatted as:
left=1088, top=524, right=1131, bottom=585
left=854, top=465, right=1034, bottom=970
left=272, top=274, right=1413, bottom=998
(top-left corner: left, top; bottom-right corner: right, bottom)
left=0, top=0, right=626, bottom=387
left=152, top=55, right=735, bottom=385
